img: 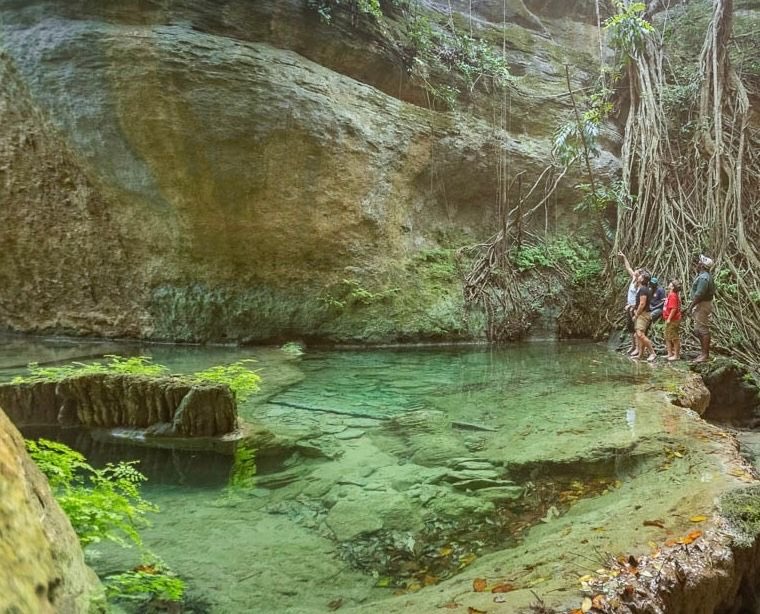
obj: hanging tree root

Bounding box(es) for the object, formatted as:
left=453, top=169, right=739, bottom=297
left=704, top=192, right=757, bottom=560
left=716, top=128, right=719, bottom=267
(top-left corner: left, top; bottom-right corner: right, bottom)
left=609, top=0, right=760, bottom=368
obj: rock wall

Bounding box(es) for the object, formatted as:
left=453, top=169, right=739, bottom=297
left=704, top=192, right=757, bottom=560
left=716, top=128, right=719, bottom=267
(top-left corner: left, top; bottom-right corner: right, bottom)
left=0, top=373, right=237, bottom=436
left=0, top=0, right=619, bottom=343
left=0, top=407, right=104, bottom=613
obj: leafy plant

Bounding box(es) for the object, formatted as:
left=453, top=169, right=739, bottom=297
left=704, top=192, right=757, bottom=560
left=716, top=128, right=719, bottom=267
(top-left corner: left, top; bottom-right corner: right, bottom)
left=191, top=360, right=261, bottom=402
left=604, top=1, right=654, bottom=60
left=13, top=355, right=168, bottom=384
left=104, top=559, right=185, bottom=603
left=26, top=439, right=156, bottom=548
left=513, top=238, right=604, bottom=285
left=306, top=0, right=382, bottom=23
left=13, top=356, right=261, bottom=403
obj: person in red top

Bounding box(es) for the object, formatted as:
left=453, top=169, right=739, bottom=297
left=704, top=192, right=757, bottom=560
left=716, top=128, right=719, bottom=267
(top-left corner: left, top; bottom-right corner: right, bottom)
left=663, top=280, right=682, bottom=361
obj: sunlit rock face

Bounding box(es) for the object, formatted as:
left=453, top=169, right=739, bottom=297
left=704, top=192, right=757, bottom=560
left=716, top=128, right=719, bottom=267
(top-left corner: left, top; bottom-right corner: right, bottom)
left=0, top=0, right=618, bottom=343
left=0, top=408, right=103, bottom=613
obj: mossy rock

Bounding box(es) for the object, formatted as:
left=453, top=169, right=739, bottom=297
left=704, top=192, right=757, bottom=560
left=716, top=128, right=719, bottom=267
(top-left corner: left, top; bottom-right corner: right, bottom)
left=720, top=485, right=760, bottom=547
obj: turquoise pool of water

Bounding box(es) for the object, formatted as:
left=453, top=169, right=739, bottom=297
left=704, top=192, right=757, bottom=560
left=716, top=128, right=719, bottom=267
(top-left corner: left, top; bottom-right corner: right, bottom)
left=1, top=337, right=690, bottom=613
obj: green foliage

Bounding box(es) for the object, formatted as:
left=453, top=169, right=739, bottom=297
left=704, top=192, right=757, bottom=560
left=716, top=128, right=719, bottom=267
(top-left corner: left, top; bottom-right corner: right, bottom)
left=320, top=279, right=400, bottom=311
left=13, top=355, right=168, bottom=384
left=404, top=10, right=513, bottom=108
left=307, top=0, right=382, bottom=23
left=720, top=485, right=760, bottom=547
left=604, top=1, right=654, bottom=59
left=574, top=180, right=633, bottom=214
left=513, top=238, right=604, bottom=285
left=552, top=118, right=601, bottom=167
left=191, top=360, right=261, bottom=402
left=13, top=355, right=261, bottom=403
left=104, top=558, right=185, bottom=603
left=553, top=72, right=616, bottom=172
left=28, top=439, right=186, bottom=605
left=410, top=248, right=458, bottom=282
left=228, top=444, right=257, bottom=490
left=26, top=439, right=157, bottom=548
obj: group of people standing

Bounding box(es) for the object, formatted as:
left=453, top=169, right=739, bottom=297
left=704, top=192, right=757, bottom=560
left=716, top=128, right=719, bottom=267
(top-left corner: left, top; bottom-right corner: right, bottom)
left=618, top=252, right=716, bottom=363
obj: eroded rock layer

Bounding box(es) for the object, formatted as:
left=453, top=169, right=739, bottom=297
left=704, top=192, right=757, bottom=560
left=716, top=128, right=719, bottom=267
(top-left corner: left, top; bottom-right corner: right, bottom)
left=0, top=374, right=237, bottom=436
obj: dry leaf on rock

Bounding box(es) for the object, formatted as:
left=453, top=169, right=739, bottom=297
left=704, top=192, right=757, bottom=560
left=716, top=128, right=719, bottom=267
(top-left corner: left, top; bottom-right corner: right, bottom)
left=473, top=578, right=487, bottom=592
left=490, top=582, right=515, bottom=593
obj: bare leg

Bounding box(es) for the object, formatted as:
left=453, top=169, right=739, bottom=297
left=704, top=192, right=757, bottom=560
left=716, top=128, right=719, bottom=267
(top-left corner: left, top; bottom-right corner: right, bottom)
left=673, top=339, right=681, bottom=360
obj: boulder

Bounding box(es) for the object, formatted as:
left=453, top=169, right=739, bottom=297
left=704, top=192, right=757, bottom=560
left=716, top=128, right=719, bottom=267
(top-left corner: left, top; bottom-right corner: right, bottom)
left=0, top=407, right=104, bottom=612
left=671, top=372, right=711, bottom=416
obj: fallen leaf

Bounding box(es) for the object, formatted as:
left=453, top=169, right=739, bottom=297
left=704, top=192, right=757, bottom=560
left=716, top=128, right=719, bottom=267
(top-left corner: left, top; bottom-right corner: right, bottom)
left=423, top=575, right=438, bottom=586
left=459, top=553, right=477, bottom=568
left=441, top=602, right=460, bottom=609
left=689, top=515, right=708, bottom=523
left=581, top=596, right=593, bottom=612
left=473, top=578, right=487, bottom=592
left=327, top=598, right=343, bottom=611
left=643, top=519, right=666, bottom=529
left=491, top=582, right=515, bottom=593
left=439, top=546, right=453, bottom=557
left=133, top=564, right=157, bottom=574
left=528, top=577, right=547, bottom=586
left=467, top=608, right=487, bottom=614
left=578, top=574, right=594, bottom=583
left=592, top=594, right=605, bottom=609
left=493, top=595, right=507, bottom=603
left=677, top=530, right=703, bottom=545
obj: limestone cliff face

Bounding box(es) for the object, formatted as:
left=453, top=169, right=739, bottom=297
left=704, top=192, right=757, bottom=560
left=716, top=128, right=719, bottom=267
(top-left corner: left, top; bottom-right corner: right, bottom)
left=0, top=408, right=104, bottom=613
left=0, top=0, right=618, bottom=343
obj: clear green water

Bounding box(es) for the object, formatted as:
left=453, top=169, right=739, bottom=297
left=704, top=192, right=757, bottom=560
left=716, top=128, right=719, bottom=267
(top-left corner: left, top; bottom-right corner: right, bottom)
left=1, top=337, right=696, bottom=613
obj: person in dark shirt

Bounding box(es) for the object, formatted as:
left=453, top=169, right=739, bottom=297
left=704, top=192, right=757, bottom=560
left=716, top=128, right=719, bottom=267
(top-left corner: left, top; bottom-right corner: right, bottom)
left=687, top=255, right=715, bottom=363
left=649, top=277, right=666, bottom=323
left=632, top=271, right=656, bottom=361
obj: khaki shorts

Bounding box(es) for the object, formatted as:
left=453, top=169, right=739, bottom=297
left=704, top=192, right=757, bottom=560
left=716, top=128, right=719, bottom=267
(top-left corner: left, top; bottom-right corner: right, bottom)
left=693, top=301, right=712, bottom=336
left=664, top=320, right=681, bottom=342
left=635, top=312, right=652, bottom=333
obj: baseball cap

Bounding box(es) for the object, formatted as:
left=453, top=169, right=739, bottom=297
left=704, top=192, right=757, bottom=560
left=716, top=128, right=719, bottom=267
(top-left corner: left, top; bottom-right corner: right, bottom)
left=699, top=254, right=714, bottom=268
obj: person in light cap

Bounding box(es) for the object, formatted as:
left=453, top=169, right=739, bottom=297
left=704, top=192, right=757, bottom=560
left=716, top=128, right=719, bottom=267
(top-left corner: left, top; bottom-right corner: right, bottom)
left=687, top=254, right=716, bottom=363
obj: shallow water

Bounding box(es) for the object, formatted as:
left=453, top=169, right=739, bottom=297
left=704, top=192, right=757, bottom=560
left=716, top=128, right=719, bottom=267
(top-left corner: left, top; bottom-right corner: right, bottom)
left=2, top=337, right=707, bottom=613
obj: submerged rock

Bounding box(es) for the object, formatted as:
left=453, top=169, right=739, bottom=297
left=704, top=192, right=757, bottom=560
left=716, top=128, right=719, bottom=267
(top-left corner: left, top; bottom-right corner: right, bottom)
left=325, top=490, right=422, bottom=540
